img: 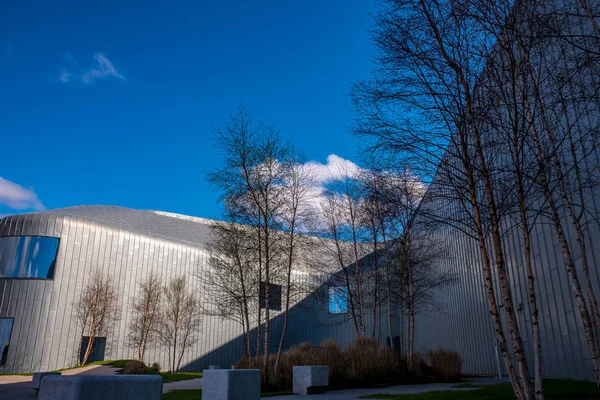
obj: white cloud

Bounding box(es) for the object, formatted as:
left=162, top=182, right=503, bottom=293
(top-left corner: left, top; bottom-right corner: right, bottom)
left=297, top=154, right=364, bottom=216
left=302, top=154, right=363, bottom=185
left=58, top=53, right=124, bottom=84
left=0, top=177, right=44, bottom=210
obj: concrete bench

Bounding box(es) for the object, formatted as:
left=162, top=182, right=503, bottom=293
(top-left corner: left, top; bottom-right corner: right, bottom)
left=32, top=372, right=61, bottom=390
left=38, top=375, right=163, bottom=400
left=202, top=369, right=261, bottom=400
left=293, top=366, right=328, bottom=395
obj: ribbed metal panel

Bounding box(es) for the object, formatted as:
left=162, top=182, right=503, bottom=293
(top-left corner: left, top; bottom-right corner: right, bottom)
left=0, top=206, right=373, bottom=373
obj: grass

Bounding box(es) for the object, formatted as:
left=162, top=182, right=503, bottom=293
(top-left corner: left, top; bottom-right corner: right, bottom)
left=163, top=389, right=202, bottom=400
left=54, top=360, right=202, bottom=384
left=360, top=379, right=597, bottom=399
left=449, top=383, right=482, bottom=388
left=161, top=389, right=293, bottom=399
left=160, top=371, right=203, bottom=383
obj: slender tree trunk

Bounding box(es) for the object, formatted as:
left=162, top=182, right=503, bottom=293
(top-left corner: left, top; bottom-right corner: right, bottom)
left=549, top=99, right=600, bottom=337
left=528, top=119, right=600, bottom=390
left=256, top=228, right=262, bottom=358
left=516, top=183, right=544, bottom=400
left=275, top=219, right=297, bottom=374
left=371, top=233, right=379, bottom=339
left=419, top=2, right=533, bottom=395
left=262, top=221, right=271, bottom=386
left=82, top=327, right=95, bottom=366
left=456, top=127, right=525, bottom=399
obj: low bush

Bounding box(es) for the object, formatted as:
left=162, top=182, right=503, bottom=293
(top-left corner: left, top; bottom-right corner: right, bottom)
left=235, top=338, right=462, bottom=391
left=425, top=348, right=462, bottom=381
left=123, top=360, right=147, bottom=374
left=150, top=362, right=161, bottom=372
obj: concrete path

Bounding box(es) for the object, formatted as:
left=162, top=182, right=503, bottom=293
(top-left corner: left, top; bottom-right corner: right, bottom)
left=163, top=377, right=203, bottom=393
left=265, top=377, right=508, bottom=400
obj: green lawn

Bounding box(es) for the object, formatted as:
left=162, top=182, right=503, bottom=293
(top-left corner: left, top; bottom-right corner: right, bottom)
left=162, top=389, right=293, bottom=399
left=163, top=389, right=202, bottom=400
left=54, top=360, right=203, bottom=384
left=360, top=379, right=597, bottom=399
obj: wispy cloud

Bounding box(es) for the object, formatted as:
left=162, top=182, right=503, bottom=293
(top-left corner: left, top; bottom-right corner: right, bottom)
left=0, top=177, right=44, bottom=210
left=58, top=52, right=124, bottom=84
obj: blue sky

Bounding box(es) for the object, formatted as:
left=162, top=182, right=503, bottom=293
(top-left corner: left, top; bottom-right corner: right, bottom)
left=0, top=0, right=375, bottom=219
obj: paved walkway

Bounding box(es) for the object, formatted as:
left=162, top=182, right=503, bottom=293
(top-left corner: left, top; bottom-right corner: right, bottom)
left=265, top=377, right=508, bottom=400
left=163, top=377, right=203, bottom=393
left=0, top=370, right=505, bottom=400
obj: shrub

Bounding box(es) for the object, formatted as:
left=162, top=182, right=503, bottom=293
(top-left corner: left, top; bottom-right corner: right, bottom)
left=344, top=336, right=402, bottom=385
left=150, top=362, right=161, bottom=372
left=123, top=360, right=147, bottom=374
left=425, top=348, right=462, bottom=381
left=234, top=338, right=462, bottom=391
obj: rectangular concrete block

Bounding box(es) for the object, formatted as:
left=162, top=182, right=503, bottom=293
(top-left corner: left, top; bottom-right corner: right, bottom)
left=293, top=366, right=328, bottom=395
left=38, top=375, right=163, bottom=400
left=32, top=372, right=61, bottom=390
left=202, top=369, right=261, bottom=400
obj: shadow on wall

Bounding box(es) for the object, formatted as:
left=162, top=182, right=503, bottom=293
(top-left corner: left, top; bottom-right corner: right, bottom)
left=179, top=284, right=360, bottom=372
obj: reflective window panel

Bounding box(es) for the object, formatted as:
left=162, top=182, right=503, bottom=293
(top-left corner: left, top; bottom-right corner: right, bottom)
left=0, top=236, right=59, bottom=279
left=329, top=286, right=348, bottom=314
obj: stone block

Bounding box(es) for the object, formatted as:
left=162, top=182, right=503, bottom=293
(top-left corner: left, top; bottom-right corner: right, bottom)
left=38, top=375, right=163, bottom=400
left=202, top=369, right=261, bottom=400
left=32, top=372, right=62, bottom=390
left=293, top=366, right=329, bottom=395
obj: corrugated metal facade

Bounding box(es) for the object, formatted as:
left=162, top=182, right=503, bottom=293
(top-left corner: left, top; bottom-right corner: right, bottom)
left=412, top=0, right=600, bottom=381
left=0, top=206, right=369, bottom=374
left=413, top=199, right=600, bottom=381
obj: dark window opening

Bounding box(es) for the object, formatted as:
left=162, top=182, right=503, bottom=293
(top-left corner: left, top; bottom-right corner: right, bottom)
left=79, top=337, right=106, bottom=365
left=260, top=282, right=281, bottom=311
left=0, top=236, right=60, bottom=279
left=0, top=319, right=14, bottom=366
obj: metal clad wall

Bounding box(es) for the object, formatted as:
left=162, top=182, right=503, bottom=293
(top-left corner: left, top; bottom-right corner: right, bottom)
left=412, top=0, right=600, bottom=381
left=0, top=209, right=370, bottom=373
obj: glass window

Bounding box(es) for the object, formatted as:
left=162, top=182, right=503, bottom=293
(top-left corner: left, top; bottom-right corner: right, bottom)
left=0, top=236, right=59, bottom=279
left=329, top=286, right=348, bottom=314
left=259, top=282, right=282, bottom=311
left=0, top=319, right=13, bottom=366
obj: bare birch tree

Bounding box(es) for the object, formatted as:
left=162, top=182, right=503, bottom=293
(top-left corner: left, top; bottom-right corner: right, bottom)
left=159, top=277, right=202, bottom=373
left=274, top=154, right=316, bottom=374
left=128, top=273, right=162, bottom=363
left=198, top=213, right=259, bottom=358
left=73, top=269, right=119, bottom=366
left=208, top=105, right=300, bottom=387
left=352, top=1, right=537, bottom=398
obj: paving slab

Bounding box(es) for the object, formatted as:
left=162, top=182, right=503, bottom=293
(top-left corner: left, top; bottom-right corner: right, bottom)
left=163, top=377, right=203, bottom=393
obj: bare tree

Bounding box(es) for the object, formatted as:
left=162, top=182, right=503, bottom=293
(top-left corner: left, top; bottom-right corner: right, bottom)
left=318, top=168, right=370, bottom=337
left=274, top=154, right=316, bottom=374
left=72, top=269, right=119, bottom=366
left=351, top=1, right=538, bottom=398
left=128, top=273, right=162, bottom=363
left=199, top=214, right=258, bottom=358
left=208, top=106, right=293, bottom=386
left=159, top=277, right=202, bottom=373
